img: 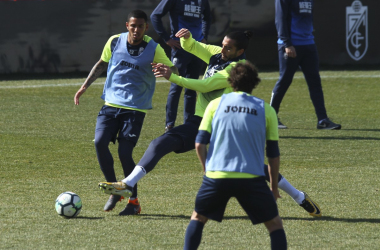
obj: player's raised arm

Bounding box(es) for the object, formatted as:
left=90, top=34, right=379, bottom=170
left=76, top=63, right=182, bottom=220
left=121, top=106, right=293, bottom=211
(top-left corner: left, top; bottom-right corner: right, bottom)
left=175, top=28, right=191, bottom=39
left=74, top=59, right=108, bottom=105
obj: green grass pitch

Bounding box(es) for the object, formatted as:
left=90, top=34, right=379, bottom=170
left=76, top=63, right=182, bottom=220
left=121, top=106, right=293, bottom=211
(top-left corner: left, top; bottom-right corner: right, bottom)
left=1, top=70, right=379, bottom=249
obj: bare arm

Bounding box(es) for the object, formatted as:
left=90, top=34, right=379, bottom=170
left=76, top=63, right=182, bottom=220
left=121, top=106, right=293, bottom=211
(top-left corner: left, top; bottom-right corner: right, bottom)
left=74, top=59, right=108, bottom=105
left=195, top=142, right=207, bottom=173
left=267, top=156, right=281, bottom=200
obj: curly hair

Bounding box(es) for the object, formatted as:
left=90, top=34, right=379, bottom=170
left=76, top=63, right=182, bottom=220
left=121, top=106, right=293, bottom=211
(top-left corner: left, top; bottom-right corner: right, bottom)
left=227, top=61, right=261, bottom=93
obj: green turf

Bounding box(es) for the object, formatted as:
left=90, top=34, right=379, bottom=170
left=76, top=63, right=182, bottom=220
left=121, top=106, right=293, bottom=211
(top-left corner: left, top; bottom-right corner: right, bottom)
left=1, top=70, right=379, bottom=249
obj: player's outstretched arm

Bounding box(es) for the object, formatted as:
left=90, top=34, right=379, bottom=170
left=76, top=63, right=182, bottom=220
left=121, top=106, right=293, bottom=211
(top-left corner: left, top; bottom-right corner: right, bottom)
left=152, top=63, right=172, bottom=80
left=74, top=59, right=108, bottom=105
left=170, top=65, right=179, bottom=76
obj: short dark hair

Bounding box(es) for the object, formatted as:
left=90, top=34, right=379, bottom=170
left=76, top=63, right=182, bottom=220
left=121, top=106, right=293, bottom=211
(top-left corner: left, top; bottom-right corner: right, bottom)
left=228, top=61, right=261, bottom=93
left=226, top=31, right=253, bottom=51
left=128, top=10, right=148, bottom=22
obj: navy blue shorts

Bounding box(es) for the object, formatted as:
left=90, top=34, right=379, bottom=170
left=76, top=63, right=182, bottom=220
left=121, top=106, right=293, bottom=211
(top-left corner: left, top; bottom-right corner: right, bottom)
left=165, top=115, right=202, bottom=153
left=95, top=105, right=145, bottom=145
left=194, top=176, right=279, bottom=224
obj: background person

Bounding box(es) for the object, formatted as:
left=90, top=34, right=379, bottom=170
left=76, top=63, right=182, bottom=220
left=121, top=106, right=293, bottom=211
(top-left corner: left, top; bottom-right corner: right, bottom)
left=150, top=0, right=211, bottom=132
left=271, top=0, right=341, bottom=130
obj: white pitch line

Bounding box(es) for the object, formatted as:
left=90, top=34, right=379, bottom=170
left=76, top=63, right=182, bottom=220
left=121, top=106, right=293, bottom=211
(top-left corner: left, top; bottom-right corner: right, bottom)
left=0, top=79, right=169, bottom=89
left=0, top=75, right=379, bottom=89
left=262, top=75, right=380, bottom=80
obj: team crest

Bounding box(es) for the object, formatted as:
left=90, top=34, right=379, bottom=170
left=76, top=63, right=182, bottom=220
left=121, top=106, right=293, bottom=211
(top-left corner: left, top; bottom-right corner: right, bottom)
left=346, top=0, right=368, bottom=61
left=138, top=47, right=145, bottom=55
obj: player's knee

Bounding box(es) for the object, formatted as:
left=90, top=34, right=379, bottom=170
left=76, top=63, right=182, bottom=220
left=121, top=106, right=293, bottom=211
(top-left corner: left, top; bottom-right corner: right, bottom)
left=94, top=136, right=109, bottom=149
left=264, top=215, right=283, bottom=233
left=190, top=211, right=208, bottom=224
left=149, top=136, right=165, bottom=149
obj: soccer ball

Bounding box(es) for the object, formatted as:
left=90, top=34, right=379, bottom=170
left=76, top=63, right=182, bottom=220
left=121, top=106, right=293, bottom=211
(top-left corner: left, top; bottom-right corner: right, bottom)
left=55, top=191, right=82, bottom=218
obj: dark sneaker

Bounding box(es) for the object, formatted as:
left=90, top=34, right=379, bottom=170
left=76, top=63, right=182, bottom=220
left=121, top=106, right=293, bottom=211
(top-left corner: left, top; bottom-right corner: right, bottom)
left=98, top=181, right=133, bottom=198
left=165, top=124, right=174, bottom=133
left=119, top=198, right=141, bottom=216
left=278, top=119, right=288, bottom=129
left=300, top=192, right=322, bottom=217
left=317, top=118, right=341, bottom=130
left=104, top=195, right=124, bottom=212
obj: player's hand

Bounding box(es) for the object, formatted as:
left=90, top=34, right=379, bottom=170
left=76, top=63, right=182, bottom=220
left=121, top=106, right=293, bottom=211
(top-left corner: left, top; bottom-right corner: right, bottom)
left=271, top=187, right=282, bottom=201
left=285, top=46, right=297, bottom=58
left=175, top=28, right=191, bottom=39
left=74, top=87, right=86, bottom=105
left=152, top=63, right=172, bottom=80
left=166, top=39, right=181, bottom=50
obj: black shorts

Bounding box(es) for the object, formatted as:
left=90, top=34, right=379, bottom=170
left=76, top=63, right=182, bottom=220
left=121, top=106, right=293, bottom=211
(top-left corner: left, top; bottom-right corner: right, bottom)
left=194, top=176, right=279, bottom=224
left=165, top=115, right=202, bottom=153
left=95, top=105, right=145, bottom=145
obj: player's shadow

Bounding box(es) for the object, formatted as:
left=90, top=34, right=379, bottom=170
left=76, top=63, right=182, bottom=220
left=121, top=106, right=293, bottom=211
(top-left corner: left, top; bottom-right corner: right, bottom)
left=138, top=214, right=190, bottom=220
left=280, top=136, right=380, bottom=141
left=341, top=128, right=380, bottom=132
left=136, top=214, right=380, bottom=224
left=73, top=216, right=104, bottom=220
left=282, top=216, right=380, bottom=223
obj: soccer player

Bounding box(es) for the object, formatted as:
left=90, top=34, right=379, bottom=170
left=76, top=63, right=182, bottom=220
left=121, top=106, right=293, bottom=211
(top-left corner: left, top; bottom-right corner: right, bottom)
left=271, top=0, right=341, bottom=129
left=183, top=61, right=287, bottom=250
left=150, top=0, right=211, bottom=132
left=74, top=10, right=177, bottom=215
left=99, top=28, right=321, bottom=217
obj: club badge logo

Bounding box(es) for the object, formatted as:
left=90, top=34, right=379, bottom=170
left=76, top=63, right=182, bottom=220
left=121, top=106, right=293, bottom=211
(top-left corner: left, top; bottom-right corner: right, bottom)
left=346, top=0, right=368, bottom=61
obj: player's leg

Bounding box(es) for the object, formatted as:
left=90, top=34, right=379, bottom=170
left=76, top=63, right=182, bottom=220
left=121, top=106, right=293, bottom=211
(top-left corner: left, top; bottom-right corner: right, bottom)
left=263, top=164, right=302, bottom=202
left=263, top=164, right=322, bottom=217
left=124, top=116, right=202, bottom=187
left=94, top=106, right=123, bottom=211
left=117, top=139, right=142, bottom=216
left=94, top=106, right=120, bottom=182
left=99, top=116, right=202, bottom=197
left=99, top=110, right=145, bottom=213
left=184, top=211, right=208, bottom=250
left=98, top=134, right=183, bottom=196
left=116, top=110, right=146, bottom=215
left=184, top=176, right=230, bottom=250
left=235, top=177, right=286, bottom=250
left=263, top=216, right=287, bottom=250
left=117, top=110, right=145, bottom=195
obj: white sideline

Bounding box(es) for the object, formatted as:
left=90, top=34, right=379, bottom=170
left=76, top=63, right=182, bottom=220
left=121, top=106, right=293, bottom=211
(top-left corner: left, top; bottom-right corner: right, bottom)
left=0, top=75, right=379, bottom=89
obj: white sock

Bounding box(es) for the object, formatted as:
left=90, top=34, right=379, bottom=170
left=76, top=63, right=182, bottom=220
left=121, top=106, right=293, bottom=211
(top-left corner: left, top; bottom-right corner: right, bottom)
left=278, top=177, right=305, bottom=204
left=122, top=165, right=147, bottom=187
